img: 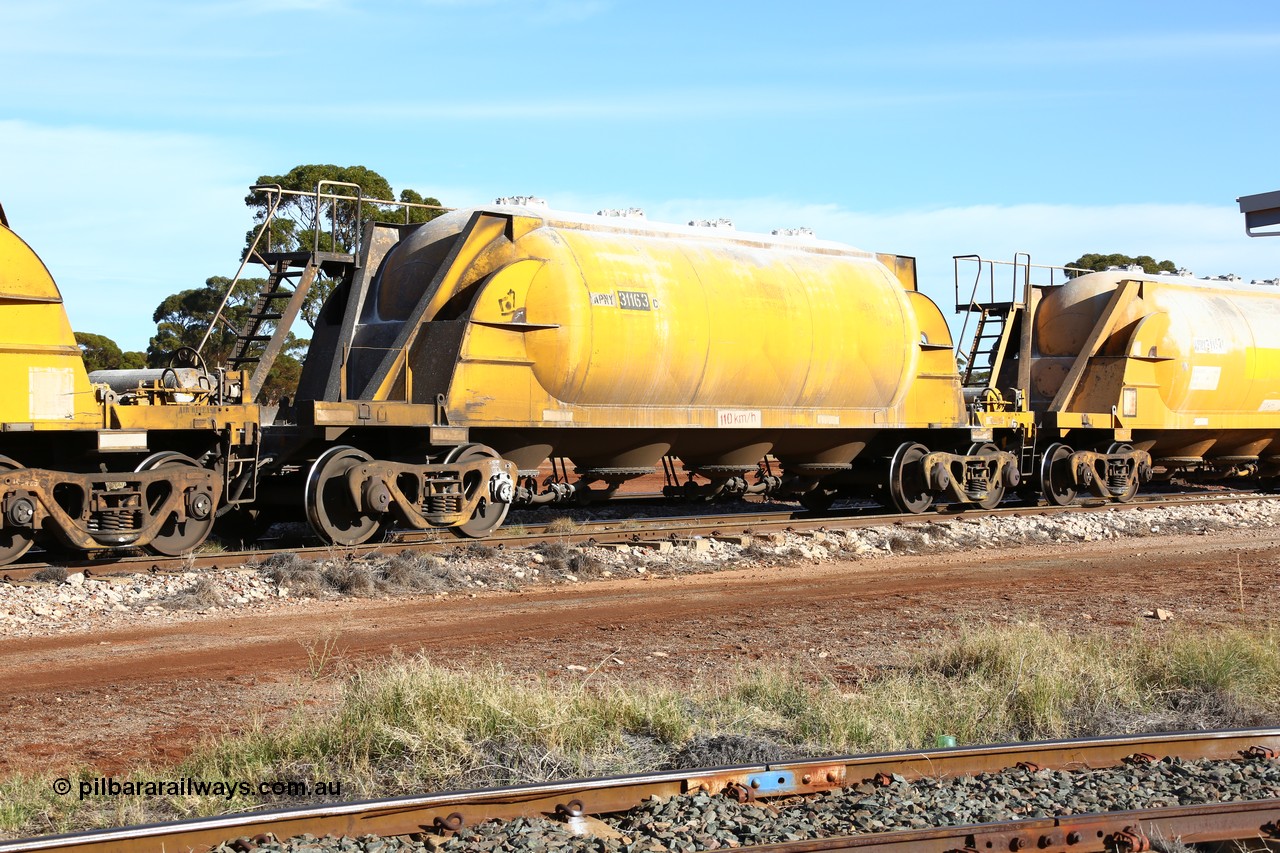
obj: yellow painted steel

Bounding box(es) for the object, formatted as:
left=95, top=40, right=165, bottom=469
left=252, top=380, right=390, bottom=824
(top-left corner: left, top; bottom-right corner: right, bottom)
left=0, top=223, right=97, bottom=427
left=418, top=209, right=966, bottom=430
left=1034, top=270, right=1280, bottom=433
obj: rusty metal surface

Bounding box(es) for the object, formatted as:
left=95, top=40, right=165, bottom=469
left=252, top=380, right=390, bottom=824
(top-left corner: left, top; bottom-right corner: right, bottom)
left=4, top=730, right=1280, bottom=853
left=0, top=466, right=220, bottom=551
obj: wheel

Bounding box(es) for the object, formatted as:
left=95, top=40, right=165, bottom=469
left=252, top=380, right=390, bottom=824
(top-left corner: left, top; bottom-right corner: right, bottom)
left=0, top=455, right=35, bottom=566
left=1039, top=443, right=1077, bottom=506
left=445, top=444, right=511, bottom=538
left=305, top=446, right=383, bottom=546
left=136, top=452, right=216, bottom=556
left=1106, top=442, right=1140, bottom=502
left=888, top=442, right=934, bottom=514
left=966, top=442, right=1007, bottom=510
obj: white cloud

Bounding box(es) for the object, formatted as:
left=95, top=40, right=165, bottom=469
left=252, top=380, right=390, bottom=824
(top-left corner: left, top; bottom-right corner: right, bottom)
left=320, top=87, right=1055, bottom=123
left=647, top=196, right=1275, bottom=275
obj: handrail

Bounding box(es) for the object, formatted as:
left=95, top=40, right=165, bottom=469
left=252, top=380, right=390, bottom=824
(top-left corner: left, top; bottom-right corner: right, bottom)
left=197, top=184, right=452, bottom=360
left=312, top=180, right=363, bottom=256
left=951, top=254, right=1088, bottom=362
left=246, top=184, right=451, bottom=259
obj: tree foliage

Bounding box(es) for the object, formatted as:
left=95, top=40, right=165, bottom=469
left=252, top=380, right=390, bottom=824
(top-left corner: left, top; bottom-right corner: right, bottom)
left=147, top=276, right=306, bottom=404
left=243, top=165, right=447, bottom=328
left=75, top=332, right=146, bottom=372
left=1064, top=253, right=1178, bottom=278
left=134, top=165, right=446, bottom=404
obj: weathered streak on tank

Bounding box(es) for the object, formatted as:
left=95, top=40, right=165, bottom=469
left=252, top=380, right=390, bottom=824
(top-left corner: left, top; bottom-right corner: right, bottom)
left=514, top=225, right=917, bottom=412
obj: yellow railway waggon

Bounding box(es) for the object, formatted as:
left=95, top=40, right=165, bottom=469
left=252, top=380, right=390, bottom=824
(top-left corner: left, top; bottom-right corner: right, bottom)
left=243, top=194, right=1029, bottom=544
left=0, top=206, right=259, bottom=566
left=969, top=260, right=1280, bottom=505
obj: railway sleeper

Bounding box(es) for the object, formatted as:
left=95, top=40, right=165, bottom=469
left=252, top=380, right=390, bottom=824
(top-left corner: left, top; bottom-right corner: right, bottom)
left=0, top=461, right=219, bottom=562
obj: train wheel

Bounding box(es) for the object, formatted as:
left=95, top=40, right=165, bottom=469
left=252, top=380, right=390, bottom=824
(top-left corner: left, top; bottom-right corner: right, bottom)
left=888, top=442, right=934, bottom=514
left=446, top=444, right=511, bottom=538
left=1039, top=443, right=1077, bottom=507
left=305, top=446, right=383, bottom=546
left=136, top=452, right=216, bottom=556
left=966, top=442, right=1007, bottom=510
left=0, top=455, right=35, bottom=566
left=1106, top=442, right=1140, bottom=503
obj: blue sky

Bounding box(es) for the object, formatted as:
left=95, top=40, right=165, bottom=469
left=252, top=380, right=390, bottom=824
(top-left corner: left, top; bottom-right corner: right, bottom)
left=3, top=0, right=1278, bottom=350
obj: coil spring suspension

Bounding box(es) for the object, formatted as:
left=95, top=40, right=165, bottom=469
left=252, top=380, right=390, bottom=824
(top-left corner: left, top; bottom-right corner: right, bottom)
left=88, top=508, right=141, bottom=532
left=88, top=493, right=142, bottom=532
left=1108, top=461, right=1131, bottom=495
left=965, top=464, right=990, bottom=500
left=425, top=493, right=463, bottom=514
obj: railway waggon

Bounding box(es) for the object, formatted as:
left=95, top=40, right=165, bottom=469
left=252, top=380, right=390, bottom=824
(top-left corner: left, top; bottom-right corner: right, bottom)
left=1, top=186, right=1276, bottom=563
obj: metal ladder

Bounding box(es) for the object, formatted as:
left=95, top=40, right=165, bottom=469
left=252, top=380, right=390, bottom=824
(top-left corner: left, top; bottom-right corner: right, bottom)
left=227, top=253, right=322, bottom=401
left=201, top=180, right=449, bottom=404
left=962, top=309, right=997, bottom=386
left=962, top=304, right=1025, bottom=388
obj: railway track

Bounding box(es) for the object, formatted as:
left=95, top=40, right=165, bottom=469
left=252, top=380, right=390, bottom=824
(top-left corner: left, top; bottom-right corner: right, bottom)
left=1, top=490, right=1271, bottom=585
left=3, top=729, right=1279, bottom=853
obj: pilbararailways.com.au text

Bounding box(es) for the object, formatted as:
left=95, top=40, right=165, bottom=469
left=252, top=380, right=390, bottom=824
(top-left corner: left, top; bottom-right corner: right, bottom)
left=55, top=777, right=342, bottom=801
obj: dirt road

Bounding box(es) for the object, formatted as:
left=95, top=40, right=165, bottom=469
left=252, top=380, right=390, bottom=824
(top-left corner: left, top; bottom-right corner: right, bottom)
left=2, top=525, right=1276, bottom=775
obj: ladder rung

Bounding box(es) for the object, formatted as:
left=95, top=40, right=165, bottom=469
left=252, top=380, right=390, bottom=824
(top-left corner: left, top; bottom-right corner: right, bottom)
left=249, top=313, right=283, bottom=321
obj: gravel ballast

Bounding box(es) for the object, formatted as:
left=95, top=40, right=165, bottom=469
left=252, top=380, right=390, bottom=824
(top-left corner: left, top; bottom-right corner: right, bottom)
left=2, top=498, right=1277, bottom=639
left=216, top=751, right=1280, bottom=853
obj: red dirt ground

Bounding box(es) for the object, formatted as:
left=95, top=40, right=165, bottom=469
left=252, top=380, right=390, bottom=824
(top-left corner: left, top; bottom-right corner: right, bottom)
left=1, top=526, right=1277, bottom=776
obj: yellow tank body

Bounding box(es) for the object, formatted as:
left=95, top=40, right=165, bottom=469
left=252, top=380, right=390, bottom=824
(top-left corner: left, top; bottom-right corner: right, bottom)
left=340, top=206, right=967, bottom=474
left=1032, top=270, right=1280, bottom=462
left=516, top=228, right=916, bottom=412
left=0, top=222, right=97, bottom=428
left=384, top=208, right=961, bottom=426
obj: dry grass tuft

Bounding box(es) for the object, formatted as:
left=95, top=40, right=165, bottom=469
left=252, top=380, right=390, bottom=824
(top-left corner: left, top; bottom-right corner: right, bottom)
left=159, top=577, right=227, bottom=611
left=545, top=516, right=583, bottom=534
left=31, top=566, right=68, bottom=583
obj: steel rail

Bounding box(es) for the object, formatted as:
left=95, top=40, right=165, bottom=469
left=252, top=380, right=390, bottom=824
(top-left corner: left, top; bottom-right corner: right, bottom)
left=3, top=730, right=1279, bottom=853
left=2, top=491, right=1273, bottom=584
